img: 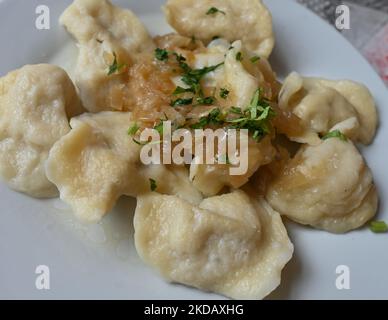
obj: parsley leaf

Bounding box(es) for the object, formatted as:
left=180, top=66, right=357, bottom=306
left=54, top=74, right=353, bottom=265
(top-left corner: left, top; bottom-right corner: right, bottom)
left=149, top=178, right=157, bottom=192
left=196, top=96, right=215, bottom=105
left=322, top=130, right=348, bottom=142
left=206, top=7, right=226, bottom=15
left=250, top=56, right=261, bottom=63
left=153, top=122, right=164, bottom=135
left=370, top=221, right=388, bottom=233
left=226, top=89, right=275, bottom=141
left=190, top=108, right=224, bottom=129
left=155, top=48, right=169, bottom=61
left=173, top=86, right=195, bottom=95
left=171, top=98, right=193, bottom=107
left=127, top=123, right=139, bottom=136
left=236, top=52, right=243, bottom=61
left=107, top=52, right=126, bottom=75
left=220, top=88, right=230, bottom=99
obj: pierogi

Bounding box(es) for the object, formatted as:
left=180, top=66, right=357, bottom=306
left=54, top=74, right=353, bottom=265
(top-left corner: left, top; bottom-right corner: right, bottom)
left=60, top=0, right=155, bottom=112
left=164, top=0, right=274, bottom=58
left=266, top=138, right=378, bottom=233
left=134, top=190, right=293, bottom=299
left=0, top=0, right=382, bottom=301
left=279, top=72, right=378, bottom=145
left=0, top=64, right=82, bottom=198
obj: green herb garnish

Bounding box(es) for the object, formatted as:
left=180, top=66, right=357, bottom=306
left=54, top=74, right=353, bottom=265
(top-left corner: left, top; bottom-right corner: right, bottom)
left=173, top=86, right=195, bottom=95
left=226, top=89, right=276, bottom=141
left=196, top=96, right=215, bottom=105
left=191, top=108, right=225, bottom=129
left=370, top=221, right=388, bottom=233
left=236, top=52, right=243, bottom=61
left=153, top=122, right=164, bottom=135
left=206, top=7, right=226, bottom=15
left=107, top=52, right=126, bottom=75
left=149, top=178, right=157, bottom=192
left=155, top=48, right=169, bottom=61
left=128, top=123, right=140, bottom=136
left=171, top=98, right=193, bottom=107
left=322, top=130, right=348, bottom=142
left=250, top=56, right=261, bottom=63
left=220, top=88, right=230, bottom=99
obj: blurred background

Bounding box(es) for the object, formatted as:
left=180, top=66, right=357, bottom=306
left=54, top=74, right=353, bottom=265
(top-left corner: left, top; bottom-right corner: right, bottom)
left=297, top=0, right=388, bottom=86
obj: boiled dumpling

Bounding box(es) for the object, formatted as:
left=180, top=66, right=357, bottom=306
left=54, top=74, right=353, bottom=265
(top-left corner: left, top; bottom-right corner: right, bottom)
left=265, top=137, right=378, bottom=233
left=0, top=64, right=82, bottom=198
left=190, top=134, right=276, bottom=196
left=60, top=0, right=155, bottom=112
left=46, top=112, right=202, bottom=222
left=164, top=0, right=274, bottom=58
left=134, top=190, right=293, bottom=299
left=278, top=72, right=378, bottom=145
left=192, top=40, right=279, bottom=109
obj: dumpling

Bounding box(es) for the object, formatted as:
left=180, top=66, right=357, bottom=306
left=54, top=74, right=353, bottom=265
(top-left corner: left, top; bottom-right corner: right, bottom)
left=134, top=190, right=293, bottom=299
left=278, top=72, right=378, bottom=145
left=60, top=0, right=155, bottom=112
left=0, top=64, right=82, bottom=198
left=45, top=112, right=202, bottom=222
left=265, top=137, right=378, bottom=233
left=190, top=134, right=276, bottom=196
left=164, top=0, right=274, bottom=58
left=191, top=40, right=279, bottom=109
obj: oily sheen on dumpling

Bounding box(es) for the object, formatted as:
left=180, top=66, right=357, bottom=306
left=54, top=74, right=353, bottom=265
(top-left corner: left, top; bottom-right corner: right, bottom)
left=0, top=64, right=82, bottom=198
left=134, top=190, right=293, bottom=299
left=46, top=112, right=202, bottom=222
left=60, top=0, right=155, bottom=112
left=164, top=0, right=274, bottom=58
left=278, top=72, right=378, bottom=145
left=266, top=138, right=378, bottom=233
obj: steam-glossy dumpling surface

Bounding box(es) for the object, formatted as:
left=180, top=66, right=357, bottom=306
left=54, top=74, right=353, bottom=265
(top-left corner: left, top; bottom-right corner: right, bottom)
left=266, top=138, right=378, bottom=233
left=134, top=190, right=293, bottom=299
left=164, top=0, right=274, bottom=58
left=0, top=64, right=82, bottom=198
left=279, top=72, right=377, bottom=145
left=46, top=112, right=201, bottom=222
left=60, top=0, right=155, bottom=112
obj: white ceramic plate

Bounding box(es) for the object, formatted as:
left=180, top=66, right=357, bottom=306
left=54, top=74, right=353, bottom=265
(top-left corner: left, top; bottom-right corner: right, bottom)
left=0, top=0, right=387, bottom=300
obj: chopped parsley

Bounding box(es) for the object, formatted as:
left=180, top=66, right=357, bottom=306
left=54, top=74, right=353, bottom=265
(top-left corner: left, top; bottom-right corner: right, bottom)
left=107, top=52, right=126, bottom=75
left=229, top=106, right=243, bottom=115
left=155, top=48, right=169, bottom=61
left=173, top=86, right=195, bottom=95
left=250, top=56, right=261, bottom=63
left=196, top=96, right=215, bottom=105
left=191, top=108, right=225, bottom=129
left=206, top=7, right=226, bottom=15
left=322, top=130, right=348, bottom=142
left=226, top=89, right=276, bottom=141
left=171, top=97, right=193, bottom=107
left=149, top=178, right=157, bottom=192
left=220, top=88, right=230, bottom=99
left=127, top=123, right=140, bottom=136
left=236, top=52, right=243, bottom=61
left=153, top=122, right=164, bottom=135
left=188, top=89, right=275, bottom=141
left=369, top=221, right=388, bottom=233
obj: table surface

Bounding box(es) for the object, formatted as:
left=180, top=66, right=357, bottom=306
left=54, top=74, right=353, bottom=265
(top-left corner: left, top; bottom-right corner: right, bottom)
left=298, top=0, right=388, bottom=86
